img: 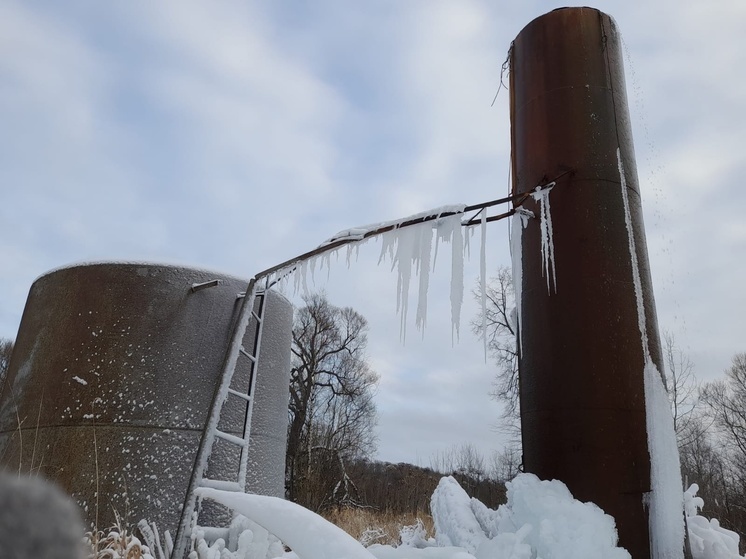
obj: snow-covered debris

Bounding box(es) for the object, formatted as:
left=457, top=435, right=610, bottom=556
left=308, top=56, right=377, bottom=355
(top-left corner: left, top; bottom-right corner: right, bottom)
left=191, top=515, right=285, bottom=559
left=186, top=475, right=739, bottom=559
left=684, top=484, right=745, bottom=559
left=429, top=474, right=631, bottom=559
left=500, top=473, right=630, bottom=559
left=430, top=477, right=491, bottom=554
left=399, top=519, right=436, bottom=549
left=367, top=544, right=476, bottom=559
left=196, top=488, right=376, bottom=559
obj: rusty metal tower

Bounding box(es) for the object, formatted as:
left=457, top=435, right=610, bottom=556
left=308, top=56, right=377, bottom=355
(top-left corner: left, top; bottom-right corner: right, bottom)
left=510, top=7, right=683, bottom=558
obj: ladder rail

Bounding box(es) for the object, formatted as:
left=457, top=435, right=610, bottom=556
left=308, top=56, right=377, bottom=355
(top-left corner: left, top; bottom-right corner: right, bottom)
left=237, top=283, right=267, bottom=488
left=171, top=278, right=259, bottom=559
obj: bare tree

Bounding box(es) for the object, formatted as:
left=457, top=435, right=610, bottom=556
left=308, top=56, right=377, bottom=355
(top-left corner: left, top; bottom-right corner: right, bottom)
left=662, top=331, right=700, bottom=448
left=471, top=267, right=519, bottom=433
left=489, top=445, right=523, bottom=483
left=287, top=293, right=378, bottom=509
left=0, top=338, right=13, bottom=387
left=430, top=443, right=486, bottom=481
left=698, top=353, right=746, bottom=538
left=701, top=353, right=746, bottom=474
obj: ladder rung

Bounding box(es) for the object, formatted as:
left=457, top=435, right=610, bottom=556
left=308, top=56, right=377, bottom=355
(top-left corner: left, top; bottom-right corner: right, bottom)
left=227, top=388, right=252, bottom=401
left=214, top=430, right=248, bottom=447
left=239, top=346, right=257, bottom=362
left=198, top=479, right=242, bottom=492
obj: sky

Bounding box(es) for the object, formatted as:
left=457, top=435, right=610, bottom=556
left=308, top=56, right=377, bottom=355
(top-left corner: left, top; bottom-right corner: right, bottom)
left=1, top=0, right=744, bottom=467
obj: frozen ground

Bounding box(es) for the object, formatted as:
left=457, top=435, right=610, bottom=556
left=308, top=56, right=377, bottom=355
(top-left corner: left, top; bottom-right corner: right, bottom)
left=179, top=475, right=743, bottom=559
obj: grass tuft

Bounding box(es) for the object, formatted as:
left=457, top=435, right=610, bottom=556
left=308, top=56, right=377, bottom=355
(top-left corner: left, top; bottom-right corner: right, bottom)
left=322, top=508, right=435, bottom=547
left=85, top=509, right=154, bottom=559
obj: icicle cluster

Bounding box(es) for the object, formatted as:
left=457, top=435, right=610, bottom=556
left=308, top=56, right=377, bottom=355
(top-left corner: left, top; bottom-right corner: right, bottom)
left=377, top=207, right=466, bottom=342
left=530, top=183, right=557, bottom=293
left=269, top=205, right=470, bottom=343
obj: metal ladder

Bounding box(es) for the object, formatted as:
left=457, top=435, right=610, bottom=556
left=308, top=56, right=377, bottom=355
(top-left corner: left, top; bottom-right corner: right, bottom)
left=171, top=277, right=266, bottom=559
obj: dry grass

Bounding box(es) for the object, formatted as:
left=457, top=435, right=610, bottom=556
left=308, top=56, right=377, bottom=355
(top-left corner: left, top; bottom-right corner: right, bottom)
left=322, top=508, right=435, bottom=547
left=85, top=510, right=154, bottom=559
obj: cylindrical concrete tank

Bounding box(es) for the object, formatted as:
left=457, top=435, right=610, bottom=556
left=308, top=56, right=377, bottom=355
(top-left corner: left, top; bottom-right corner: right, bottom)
left=0, top=262, right=292, bottom=535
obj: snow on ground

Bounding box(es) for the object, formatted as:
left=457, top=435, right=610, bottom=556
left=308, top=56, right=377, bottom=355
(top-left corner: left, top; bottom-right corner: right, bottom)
left=184, top=475, right=744, bottom=559
left=685, top=485, right=745, bottom=559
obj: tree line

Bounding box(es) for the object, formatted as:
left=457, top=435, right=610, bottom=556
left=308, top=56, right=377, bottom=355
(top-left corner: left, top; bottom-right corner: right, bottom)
left=0, top=338, right=13, bottom=388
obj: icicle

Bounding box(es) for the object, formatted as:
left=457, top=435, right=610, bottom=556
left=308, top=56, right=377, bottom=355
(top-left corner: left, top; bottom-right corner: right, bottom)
left=300, top=259, right=310, bottom=295
left=432, top=215, right=464, bottom=343
left=415, top=223, right=433, bottom=334
left=530, top=183, right=557, bottom=293
left=378, top=229, right=397, bottom=266
left=395, top=225, right=416, bottom=342
left=480, top=211, right=488, bottom=362
left=464, top=226, right=473, bottom=260
left=451, top=217, right=464, bottom=343
left=432, top=222, right=442, bottom=272
left=510, top=209, right=533, bottom=358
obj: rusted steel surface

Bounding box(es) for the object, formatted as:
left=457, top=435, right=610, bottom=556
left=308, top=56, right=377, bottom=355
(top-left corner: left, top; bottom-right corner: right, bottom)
left=510, top=8, right=666, bottom=558
left=0, top=263, right=292, bottom=534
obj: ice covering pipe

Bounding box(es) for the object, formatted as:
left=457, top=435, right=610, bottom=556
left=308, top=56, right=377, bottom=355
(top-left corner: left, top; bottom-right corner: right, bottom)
left=510, top=8, right=673, bottom=558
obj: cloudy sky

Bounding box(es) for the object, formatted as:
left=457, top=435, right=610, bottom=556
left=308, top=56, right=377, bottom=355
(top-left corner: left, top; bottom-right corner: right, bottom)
left=1, top=1, right=744, bottom=467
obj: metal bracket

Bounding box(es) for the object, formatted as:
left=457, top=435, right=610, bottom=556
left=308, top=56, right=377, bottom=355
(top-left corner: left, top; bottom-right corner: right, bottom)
left=191, top=279, right=221, bottom=293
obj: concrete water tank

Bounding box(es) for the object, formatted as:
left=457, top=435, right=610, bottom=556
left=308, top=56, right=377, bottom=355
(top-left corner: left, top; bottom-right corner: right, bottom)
left=0, top=262, right=292, bottom=535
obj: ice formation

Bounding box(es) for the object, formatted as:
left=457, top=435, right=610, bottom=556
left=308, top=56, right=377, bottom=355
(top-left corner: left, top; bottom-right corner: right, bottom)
left=196, top=488, right=376, bottom=559
left=684, top=484, right=745, bottom=559
left=618, top=147, right=685, bottom=558
left=429, top=475, right=631, bottom=559
left=509, top=208, right=533, bottom=358
left=530, top=183, right=557, bottom=293
left=283, top=204, right=469, bottom=342
left=191, top=474, right=633, bottom=559
left=479, top=212, right=488, bottom=359
left=175, top=474, right=740, bottom=559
